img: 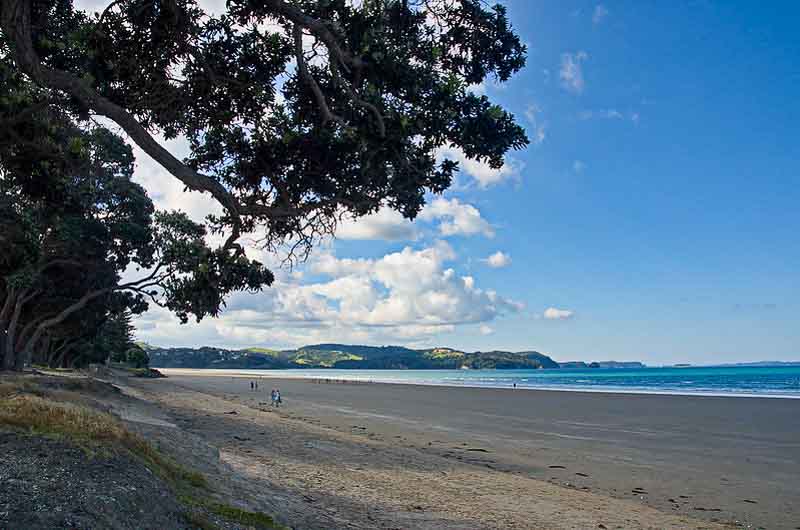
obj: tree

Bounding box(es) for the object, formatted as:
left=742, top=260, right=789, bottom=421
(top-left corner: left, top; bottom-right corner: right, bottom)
left=1, top=0, right=528, bottom=367
left=125, top=345, right=150, bottom=368
left=0, top=76, right=272, bottom=369
left=1, top=0, right=528, bottom=255
left=101, top=311, right=136, bottom=364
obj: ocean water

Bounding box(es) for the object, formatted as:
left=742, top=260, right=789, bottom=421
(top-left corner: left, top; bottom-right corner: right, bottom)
left=184, top=365, right=800, bottom=398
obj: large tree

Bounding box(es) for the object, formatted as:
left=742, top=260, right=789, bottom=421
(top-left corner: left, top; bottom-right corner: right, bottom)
left=1, top=0, right=528, bottom=367
left=0, top=71, right=272, bottom=369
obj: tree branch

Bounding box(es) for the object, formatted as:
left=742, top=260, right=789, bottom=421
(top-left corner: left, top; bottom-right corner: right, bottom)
left=0, top=0, right=246, bottom=238
left=263, top=0, right=365, bottom=72
left=293, top=24, right=345, bottom=128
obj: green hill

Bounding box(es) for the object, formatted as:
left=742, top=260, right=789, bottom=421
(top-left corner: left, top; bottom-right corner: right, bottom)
left=148, top=343, right=561, bottom=370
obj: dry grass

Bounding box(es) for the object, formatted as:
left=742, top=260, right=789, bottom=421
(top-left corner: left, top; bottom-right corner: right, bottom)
left=1, top=394, right=129, bottom=441
left=0, top=378, right=41, bottom=398
left=0, top=392, right=207, bottom=491
left=0, top=377, right=285, bottom=529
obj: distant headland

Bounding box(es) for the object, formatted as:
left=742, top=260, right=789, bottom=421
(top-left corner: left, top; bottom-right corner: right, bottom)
left=141, top=343, right=647, bottom=370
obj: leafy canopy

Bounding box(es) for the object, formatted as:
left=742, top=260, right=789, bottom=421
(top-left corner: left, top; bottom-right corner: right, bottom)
left=1, top=0, right=528, bottom=259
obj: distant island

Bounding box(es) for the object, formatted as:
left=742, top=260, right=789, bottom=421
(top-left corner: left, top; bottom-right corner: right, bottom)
left=143, top=343, right=646, bottom=370
left=708, top=361, right=800, bottom=367
left=559, top=361, right=647, bottom=369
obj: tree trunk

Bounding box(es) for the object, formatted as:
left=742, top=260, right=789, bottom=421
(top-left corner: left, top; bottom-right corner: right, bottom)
left=20, top=287, right=111, bottom=369
left=51, top=339, right=77, bottom=369
left=3, top=288, right=42, bottom=371
left=5, top=289, right=27, bottom=367
left=1, top=288, right=17, bottom=370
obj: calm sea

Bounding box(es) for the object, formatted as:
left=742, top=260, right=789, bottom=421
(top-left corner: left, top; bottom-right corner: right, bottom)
left=182, top=365, right=800, bottom=398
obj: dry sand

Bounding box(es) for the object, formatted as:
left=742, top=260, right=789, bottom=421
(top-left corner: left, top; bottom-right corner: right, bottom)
left=114, top=371, right=792, bottom=529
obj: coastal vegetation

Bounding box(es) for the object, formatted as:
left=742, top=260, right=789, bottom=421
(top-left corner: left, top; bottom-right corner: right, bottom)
left=145, top=342, right=643, bottom=370
left=1, top=0, right=528, bottom=372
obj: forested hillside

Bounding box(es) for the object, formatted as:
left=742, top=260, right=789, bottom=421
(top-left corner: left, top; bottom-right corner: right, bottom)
left=148, top=343, right=562, bottom=369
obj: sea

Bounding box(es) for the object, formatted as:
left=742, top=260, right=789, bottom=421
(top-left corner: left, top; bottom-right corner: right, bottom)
left=179, top=365, right=800, bottom=399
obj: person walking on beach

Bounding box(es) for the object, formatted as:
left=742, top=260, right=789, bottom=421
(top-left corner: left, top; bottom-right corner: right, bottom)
left=250, top=381, right=254, bottom=391
left=275, top=388, right=282, bottom=408
left=270, top=388, right=277, bottom=407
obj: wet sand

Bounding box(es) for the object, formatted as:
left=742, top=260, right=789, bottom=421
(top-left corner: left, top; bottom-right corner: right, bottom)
left=158, top=370, right=800, bottom=528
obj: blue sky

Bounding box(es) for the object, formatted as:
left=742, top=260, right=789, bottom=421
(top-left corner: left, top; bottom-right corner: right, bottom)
left=123, top=1, right=799, bottom=365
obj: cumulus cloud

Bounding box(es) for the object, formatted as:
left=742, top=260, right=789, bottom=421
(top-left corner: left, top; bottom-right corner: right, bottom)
left=484, top=251, right=512, bottom=268
left=336, top=199, right=494, bottom=241
left=479, top=325, right=494, bottom=335
left=419, top=198, right=494, bottom=238
left=542, top=307, right=574, bottom=320
left=524, top=104, right=547, bottom=146
left=336, top=207, right=417, bottom=241
left=134, top=242, right=523, bottom=348
left=592, top=4, right=609, bottom=25
left=436, top=144, right=521, bottom=188
left=560, top=51, right=589, bottom=94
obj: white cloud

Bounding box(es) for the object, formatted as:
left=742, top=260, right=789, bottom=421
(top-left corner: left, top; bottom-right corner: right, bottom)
left=479, top=325, right=494, bottom=335
left=436, top=144, right=521, bottom=188
left=336, top=207, right=417, bottom=241
left=542, top=307, right=574, bottom=320
left=592, top=4, right=609, bottom=25
left=419, top=198, right=494, bottom=238
left=484, top=251, right=512, bottom=268
left=335, top=198, right=495, bottom=241
left=134, top=241, right=523, bottom=348
left=572, top=160, right=586, bottom=174
left=579, top=109, right=623, bottom=120
left=467, top=82, right=486, bottom=95
left=524, top=104, right=547, bottom=146
left=560, top=51, right=589, bottom=94
left=631, top=112, right=641, bottom=124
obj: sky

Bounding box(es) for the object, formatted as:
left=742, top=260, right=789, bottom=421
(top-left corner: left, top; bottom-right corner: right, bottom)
left=76, top=1, right=800, bottom=365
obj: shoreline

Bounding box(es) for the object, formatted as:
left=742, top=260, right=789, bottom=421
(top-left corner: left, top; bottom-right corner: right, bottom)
left=157, top=367, right=800, bottom=399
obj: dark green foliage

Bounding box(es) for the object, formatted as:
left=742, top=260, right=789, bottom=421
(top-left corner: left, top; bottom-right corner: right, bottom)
left=102, top=312, right=137, bottom=364
left=125, top=346, right=150, bottom=368
left=148, top=347, right=293, bottom=369
left=0, top=82, right=270, bottom=369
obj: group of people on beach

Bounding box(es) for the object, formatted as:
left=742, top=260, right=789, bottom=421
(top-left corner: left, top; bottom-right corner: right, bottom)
left=248, top=380, right=282, bottom=407
left=270, top=387, right=282, bottom=407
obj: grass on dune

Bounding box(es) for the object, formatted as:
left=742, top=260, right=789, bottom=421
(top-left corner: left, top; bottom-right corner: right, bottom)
left=0, top=391, right=207, bottom=489
left=0, top=376, right=285, bottom=529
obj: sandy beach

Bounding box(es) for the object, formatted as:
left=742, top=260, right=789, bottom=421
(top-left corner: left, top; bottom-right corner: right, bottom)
left=127, top=370, right=800, bottom=529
